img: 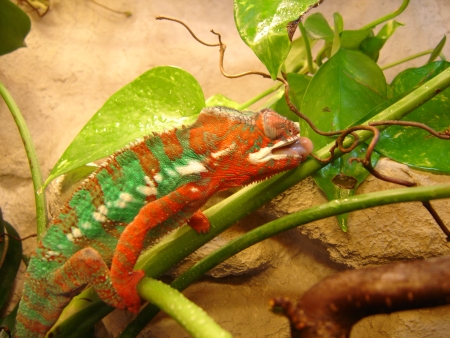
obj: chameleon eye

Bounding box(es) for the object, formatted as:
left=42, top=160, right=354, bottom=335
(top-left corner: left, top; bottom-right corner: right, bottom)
left=262, top=110, right=299, bottom=139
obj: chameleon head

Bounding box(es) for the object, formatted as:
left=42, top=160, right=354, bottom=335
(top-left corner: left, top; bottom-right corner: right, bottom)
left=190, top=106, right=313, bottom=187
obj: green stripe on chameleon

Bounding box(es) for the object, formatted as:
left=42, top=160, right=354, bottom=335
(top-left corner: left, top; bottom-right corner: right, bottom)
left=145, top=133, right=205, bottom=198
left=96, top=151, right=147, bottom=223
left=69, top=189, right=106, bottom=239
left=18, top=294, right=51, bottom=326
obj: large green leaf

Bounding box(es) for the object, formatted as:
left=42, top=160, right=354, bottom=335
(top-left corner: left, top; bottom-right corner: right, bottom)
left=376, top=62, right=450, bottom=173
left=234, top=0, right=321, bottom=79
left=46, top=66, right=204, bottom=185
left=301, top=48, right=387, bottom=147
left=0, top=0, right=31, bottom=56
left=301, top=48, right=387, bottom=230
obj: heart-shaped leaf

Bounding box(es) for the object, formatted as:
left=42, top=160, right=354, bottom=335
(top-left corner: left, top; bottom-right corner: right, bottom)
left=46, top=66, right=204, bottom=186
left=234, top=0, right=322, bottom=79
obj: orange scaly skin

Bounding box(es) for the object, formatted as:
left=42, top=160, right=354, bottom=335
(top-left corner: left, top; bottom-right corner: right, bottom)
left=15, top=106, right=313, bottom=337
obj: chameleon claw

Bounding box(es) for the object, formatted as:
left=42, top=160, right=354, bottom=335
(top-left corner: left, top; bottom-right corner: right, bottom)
left=187, top=211, right=211, bottom=234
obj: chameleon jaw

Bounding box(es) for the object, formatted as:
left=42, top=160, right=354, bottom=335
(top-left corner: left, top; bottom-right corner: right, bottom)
left=248, top=136, right=313, bottom=164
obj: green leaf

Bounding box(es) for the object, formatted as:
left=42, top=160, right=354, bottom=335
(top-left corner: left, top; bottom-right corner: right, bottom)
left=205, top=94, right=240, bottom=109
left=360, top=20, right=404, bottom=61
left=340, top=29, right=372, bottom=50
left=0, top=0, right=31, bottom=56
left=376, top=61, right=450, bottom=173
left=301, top=48, right=387, bottom=229
left=46, top=66, right=205, bottom=186
left=0, top=213, right=22, bottom=311
left=234, top=0, right=322, bottom=79
left=428, top=35, right=446, bottom=64
left=330, top=12, right=343, bottom=56
left=303, top=12, right=334, bottom=42
left=0, top=303, right=18, bottom=338
left=301, top=48, right=387, bottom=149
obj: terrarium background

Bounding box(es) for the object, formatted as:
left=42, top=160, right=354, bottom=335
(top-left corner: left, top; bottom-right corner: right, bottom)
left=1, top=0, right=450, bottom=337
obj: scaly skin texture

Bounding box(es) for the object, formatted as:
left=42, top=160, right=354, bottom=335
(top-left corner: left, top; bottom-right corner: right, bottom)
left=15, top=106, right=313, bottom=337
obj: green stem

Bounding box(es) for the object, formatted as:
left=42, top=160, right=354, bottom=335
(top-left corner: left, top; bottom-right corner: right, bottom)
left=236, top=82, right=282, bottom=110
left=0, top=81, right=47, bottom=239
left=298, top=21, right=315, bottom=74
left=381, top=49, right=444, bottom=70
left=360, top=0, right=410, bottom=31
left=174, top=183, right=450, bottom=292
left=137, top=278, right=232, bottom=338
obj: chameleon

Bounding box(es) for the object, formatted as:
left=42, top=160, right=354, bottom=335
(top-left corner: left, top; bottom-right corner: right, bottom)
left=14, top=106, right=313, bottom=337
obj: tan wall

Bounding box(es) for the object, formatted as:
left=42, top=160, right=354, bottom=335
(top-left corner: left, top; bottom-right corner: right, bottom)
left=1, top=1, right=450, bottom=337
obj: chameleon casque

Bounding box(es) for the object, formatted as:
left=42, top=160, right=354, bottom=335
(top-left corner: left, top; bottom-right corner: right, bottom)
left=15, top=106, right=313, bottom=337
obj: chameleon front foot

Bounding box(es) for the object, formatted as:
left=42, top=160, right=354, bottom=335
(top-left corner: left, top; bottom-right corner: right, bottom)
left=187, top=211, right=211, bottom=234
left=113, top=269, right=145, bottom=313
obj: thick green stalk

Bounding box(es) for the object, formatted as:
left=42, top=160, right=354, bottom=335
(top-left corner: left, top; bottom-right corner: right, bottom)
left=54, top=66, right=450, bottom=338
left=137, top=278, right=232, bottom=338
left=174, top=183, right=450, bottom=290
left=360, top=0, right=410, bottom=31
left=0, top=81, right=47, bottom=239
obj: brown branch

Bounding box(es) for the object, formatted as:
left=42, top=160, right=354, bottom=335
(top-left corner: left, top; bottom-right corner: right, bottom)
left=0, top=232, right=37, bottom=242
left=271, top=255, right=450, bottom=338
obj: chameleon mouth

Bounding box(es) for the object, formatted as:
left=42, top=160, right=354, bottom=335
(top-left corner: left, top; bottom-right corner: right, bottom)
left=272, top=136, right=313, bottom=161
left=248, top=136, right=313, bottom=164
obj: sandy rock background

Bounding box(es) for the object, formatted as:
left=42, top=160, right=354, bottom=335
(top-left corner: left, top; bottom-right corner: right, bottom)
left=1, top=0, right=450, bottom=337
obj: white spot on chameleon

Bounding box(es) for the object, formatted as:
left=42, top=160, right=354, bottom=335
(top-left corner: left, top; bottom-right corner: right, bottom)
left=46, top=250, right=60, bottom=257
left=115, top=200, right=127, bottom=209
left=176, top=160, right=208, bottom=176
left=154, top=173, right=163, bottom=182
left=211, top=143, right=236, bottom=159
left=81, top=222, right=92, bottom=229
left=190, top=187, right=199, bottom=193
left=144, top=175, right=155, bottom=187
left=66, top=233, right=74, bottom=242
left=72, top=227, right=82, bottom=238
left=98, top=204, right=108, bottom=216
left=166, top=169, right=177, bottom=177
left=119, top=192, right=133, bottom=202
left=93, top=211, right=107, bottom=222
left=136, top=185, right=157, bottom=196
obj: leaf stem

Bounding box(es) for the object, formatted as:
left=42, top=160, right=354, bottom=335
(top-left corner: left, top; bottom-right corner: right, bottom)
left=381, top=49, right=445, bottom=70
left=359, top=0, right=410, bottom=31
left=298, top=21, right=315, bottom=74
left=0, top=81, right=47, bottom=239
left=236, top=82, right=282, bottom=110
